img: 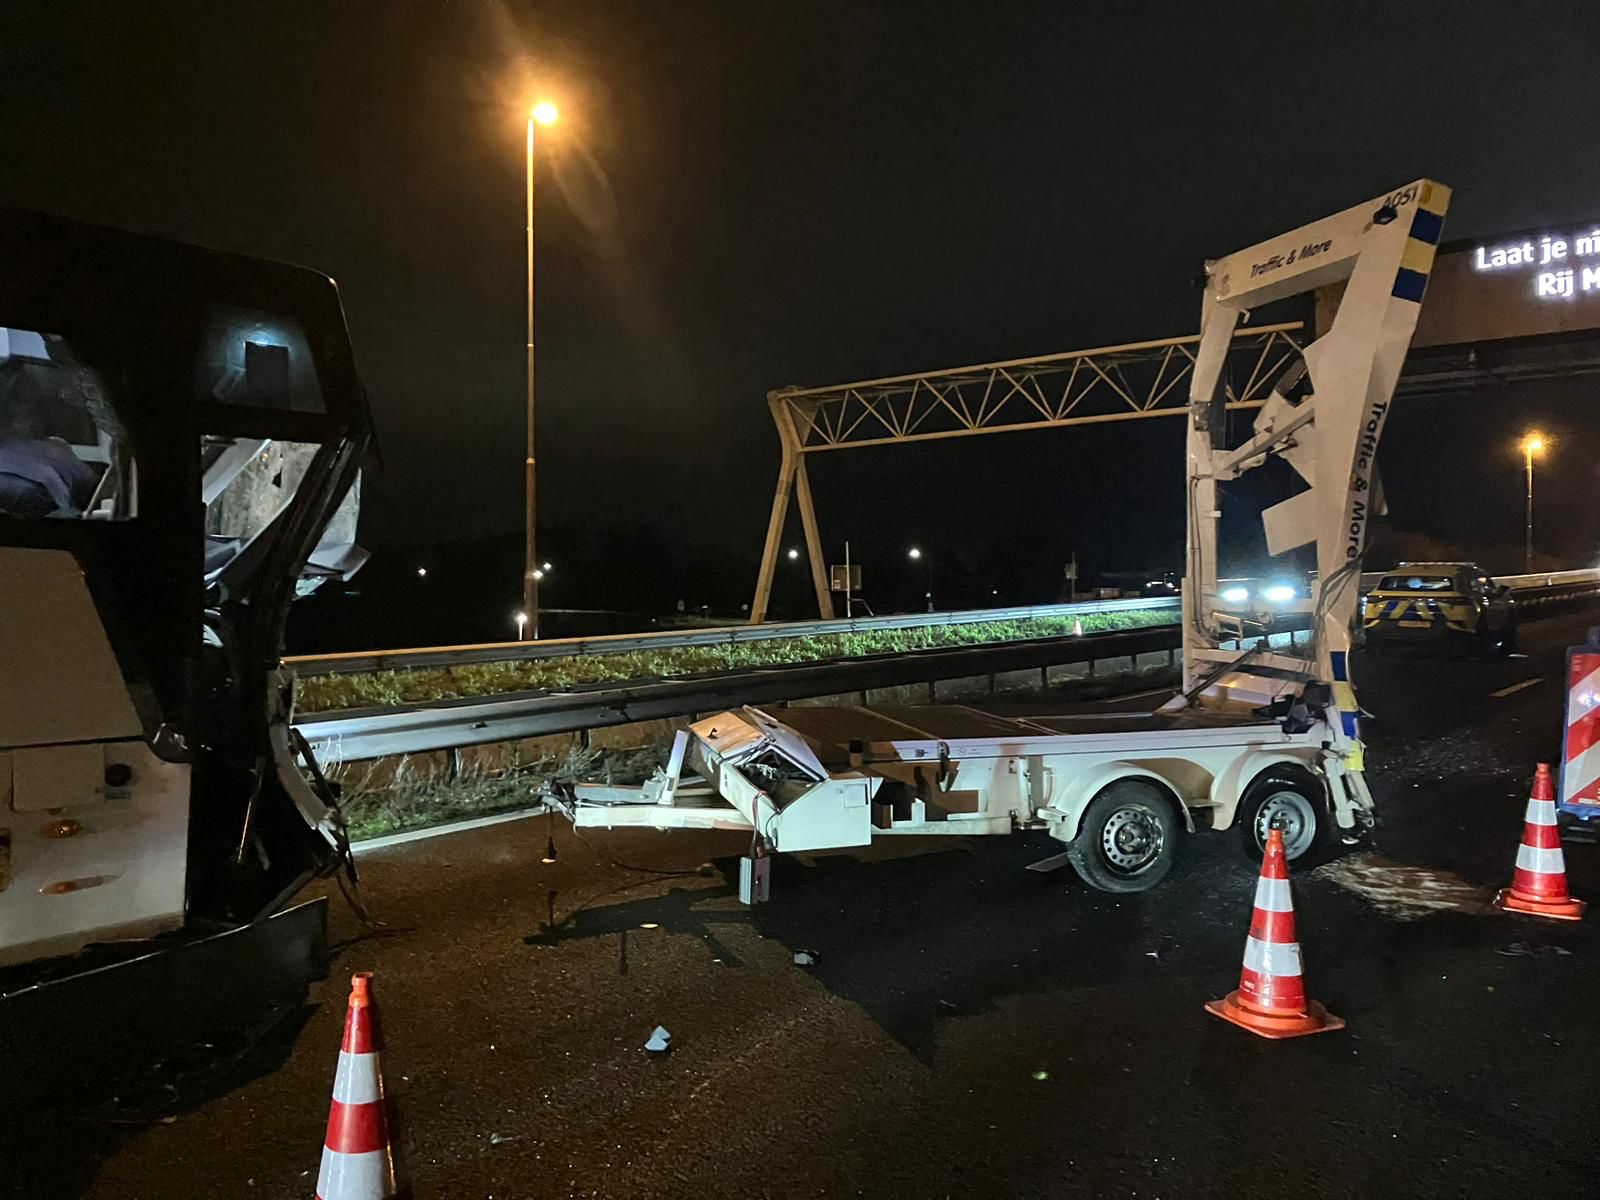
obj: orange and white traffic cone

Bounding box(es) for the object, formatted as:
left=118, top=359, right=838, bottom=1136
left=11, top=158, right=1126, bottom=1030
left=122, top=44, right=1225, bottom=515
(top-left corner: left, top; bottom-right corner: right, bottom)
left=317, top=972, right=398, bottom=1200
left=1206, top=827, right=1344, bottom=1039
left=1494, top=763, right=1587, bottom=921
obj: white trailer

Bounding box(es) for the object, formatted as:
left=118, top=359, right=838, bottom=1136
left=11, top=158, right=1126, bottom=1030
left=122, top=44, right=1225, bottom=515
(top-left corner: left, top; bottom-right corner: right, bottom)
left=558, top=180, right=1453, bottom=894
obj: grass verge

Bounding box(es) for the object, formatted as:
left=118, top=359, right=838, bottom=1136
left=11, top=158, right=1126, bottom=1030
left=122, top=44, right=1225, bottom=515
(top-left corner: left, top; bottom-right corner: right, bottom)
left=297, top=608, right=1173, bottom=714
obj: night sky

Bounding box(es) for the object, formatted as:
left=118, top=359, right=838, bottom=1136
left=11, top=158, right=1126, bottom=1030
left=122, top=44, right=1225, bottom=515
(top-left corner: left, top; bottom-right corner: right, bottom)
left=5, top=2, right=1600, bottom=634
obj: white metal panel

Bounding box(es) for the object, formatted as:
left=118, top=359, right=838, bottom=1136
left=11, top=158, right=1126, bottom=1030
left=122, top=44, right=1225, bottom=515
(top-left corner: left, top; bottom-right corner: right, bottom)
left=0, top=740, right=188, bottom=966
left=0, top=548, right=141, bottom=747
left=769, top=774, right=878, bottom=852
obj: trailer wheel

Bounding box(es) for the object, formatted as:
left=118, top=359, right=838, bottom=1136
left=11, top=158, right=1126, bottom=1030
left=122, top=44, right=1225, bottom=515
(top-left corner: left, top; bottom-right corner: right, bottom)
left=1066, top=780, right=1180, bottom=893
left=1238, top=770, right=1332, bottom=866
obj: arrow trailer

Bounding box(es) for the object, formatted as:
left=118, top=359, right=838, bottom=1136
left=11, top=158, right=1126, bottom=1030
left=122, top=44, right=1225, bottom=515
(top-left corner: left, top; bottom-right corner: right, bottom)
left=554, top=180, right=1454, bottom=895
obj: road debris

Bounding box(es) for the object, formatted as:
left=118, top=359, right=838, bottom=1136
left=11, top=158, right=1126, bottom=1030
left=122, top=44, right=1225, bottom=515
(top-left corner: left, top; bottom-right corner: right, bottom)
left=644, top=1026, right=672, bottom=1054
left=1496, top=941, right=1573, bottom=958
left=1031, top=1069, right=1050, bottom=1082
left=793, top=950, right=819, bottom=966
left=1314, top=853, right=1493, bottom=920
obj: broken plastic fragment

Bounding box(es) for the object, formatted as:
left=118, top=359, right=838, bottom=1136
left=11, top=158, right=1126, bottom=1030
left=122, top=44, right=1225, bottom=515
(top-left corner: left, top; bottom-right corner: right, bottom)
left=645, top=1025, right=672, bottom=1053
left=793, top=950, right=818, bottom=966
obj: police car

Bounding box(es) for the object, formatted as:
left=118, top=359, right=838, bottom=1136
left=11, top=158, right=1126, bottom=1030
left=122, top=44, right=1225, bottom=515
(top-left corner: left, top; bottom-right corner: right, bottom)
left=1361, top=562, right=1517, bottom=655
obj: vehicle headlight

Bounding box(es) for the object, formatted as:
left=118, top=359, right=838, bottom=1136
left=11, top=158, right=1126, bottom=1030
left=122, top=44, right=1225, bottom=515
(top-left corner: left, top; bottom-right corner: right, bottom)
left=1260, top=583, right=1297, bottom=604
left=1219, top=585, right=1250, bottom=605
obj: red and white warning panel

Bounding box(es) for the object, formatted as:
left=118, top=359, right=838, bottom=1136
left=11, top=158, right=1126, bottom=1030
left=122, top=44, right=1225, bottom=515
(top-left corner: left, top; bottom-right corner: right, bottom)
left=1560, top=643, right=1600, bottom=818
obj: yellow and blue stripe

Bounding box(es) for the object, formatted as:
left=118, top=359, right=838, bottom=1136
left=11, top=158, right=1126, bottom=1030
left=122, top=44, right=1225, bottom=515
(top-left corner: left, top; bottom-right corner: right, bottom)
left=1391, top=187, right=1448, bottom=303
left=1330, top=650, right=1360, bottom=739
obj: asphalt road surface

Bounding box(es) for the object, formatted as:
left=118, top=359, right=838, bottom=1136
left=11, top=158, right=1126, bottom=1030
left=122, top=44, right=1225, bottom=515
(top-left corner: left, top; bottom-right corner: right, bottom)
left=14, top=613, right=1600, bottom=1199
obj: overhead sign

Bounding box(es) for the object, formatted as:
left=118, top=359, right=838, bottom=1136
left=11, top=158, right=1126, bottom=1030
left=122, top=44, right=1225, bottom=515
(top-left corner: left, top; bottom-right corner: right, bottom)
left=1412, top=222, right=1600, bottom=348
left=1473, top=230, right=1600, bottom=297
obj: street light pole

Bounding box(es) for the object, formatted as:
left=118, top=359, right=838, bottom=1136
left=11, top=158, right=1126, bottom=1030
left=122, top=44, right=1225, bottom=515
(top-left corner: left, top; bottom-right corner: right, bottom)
left=908, top=546, right=932, bottom=611
left=523, top=102, right=558, bottom=640
left=1521, top=432, right=1545, bottom=573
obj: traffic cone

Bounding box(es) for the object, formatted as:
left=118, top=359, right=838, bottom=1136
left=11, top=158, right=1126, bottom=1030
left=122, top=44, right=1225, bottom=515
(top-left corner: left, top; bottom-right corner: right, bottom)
left=317, top=973, right=398, bottom=1200
left=1206, top=828, right=1344, bottom=1039
left=1494, top=764, right=1587, bottom=921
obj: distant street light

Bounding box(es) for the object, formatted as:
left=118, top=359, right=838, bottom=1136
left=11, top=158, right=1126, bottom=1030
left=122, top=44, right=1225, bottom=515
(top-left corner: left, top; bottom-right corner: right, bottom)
left=1521, top=432, right=1547, bottom=572
left=787, top=547, right=800, bottom=561
left=523, top=100, right=561, bottom=642
left=515, top=611, right=528, bottom=641
left=416, top=567, right=427, bottom=578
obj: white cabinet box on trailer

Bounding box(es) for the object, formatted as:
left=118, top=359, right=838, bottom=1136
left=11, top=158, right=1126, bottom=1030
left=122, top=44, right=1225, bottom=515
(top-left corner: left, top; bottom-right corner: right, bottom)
left=550, top=180, right=1453, bottom=896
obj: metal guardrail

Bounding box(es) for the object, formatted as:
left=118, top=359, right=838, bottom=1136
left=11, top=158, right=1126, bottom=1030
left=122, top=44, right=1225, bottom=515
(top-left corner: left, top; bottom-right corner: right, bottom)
left=293, top=569, right=1600, bottom=763
left=286, top=596, right=1179, bottom=677
left=297, top=625, right=1183, bottom=762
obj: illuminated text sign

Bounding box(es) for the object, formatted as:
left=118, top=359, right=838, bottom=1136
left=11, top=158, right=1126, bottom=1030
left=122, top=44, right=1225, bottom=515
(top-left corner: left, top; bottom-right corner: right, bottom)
left=1473, top=230, right=1600, bottom=299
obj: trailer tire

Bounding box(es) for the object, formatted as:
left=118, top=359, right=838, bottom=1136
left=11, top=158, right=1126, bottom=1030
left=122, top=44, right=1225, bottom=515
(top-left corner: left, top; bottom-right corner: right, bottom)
left=1237, top=769, right=1333, bottom=867
left=1066, top=780, right=1180, bottom=893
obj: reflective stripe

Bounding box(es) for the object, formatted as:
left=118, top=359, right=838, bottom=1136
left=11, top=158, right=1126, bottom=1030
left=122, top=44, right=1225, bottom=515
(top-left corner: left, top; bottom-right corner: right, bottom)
left=1331, top=681, right=1358, bottom=713
left=1563, top=741, right=1600, bottom=804
left=331, top=1051, right=384, bottom=1105
left=1242, top=934, right=1302, bottom=978
left=1524, top=798, right=1558, bottom=826
left=1392, top=267, right=1428, bottom=302
left=317, top=1147, right=395, bottom=1200
left=1401, top=236, right=1437, bottom=275
left=1516, top=843, right=1567, bottom=875
left=1565, top=663, right=1600, bottom=726
left=1409, top=207, right=1444, bottom=245
left=1253, top=876, right=1293, bottom=913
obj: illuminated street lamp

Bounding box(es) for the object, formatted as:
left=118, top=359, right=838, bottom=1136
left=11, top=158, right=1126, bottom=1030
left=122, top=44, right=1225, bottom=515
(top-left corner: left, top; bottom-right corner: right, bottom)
left=787, top=547, right=800, bottom=561
left=1521, top=432, right=1547, bottom=572
left=515, top=610, right=528, bottom=641
left=523, top=101, right=560, bottom=642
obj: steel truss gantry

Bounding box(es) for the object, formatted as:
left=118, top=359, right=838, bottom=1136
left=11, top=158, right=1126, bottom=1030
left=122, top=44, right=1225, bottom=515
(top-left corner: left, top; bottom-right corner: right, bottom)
left=750, top=322, right=1306, bottom=622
